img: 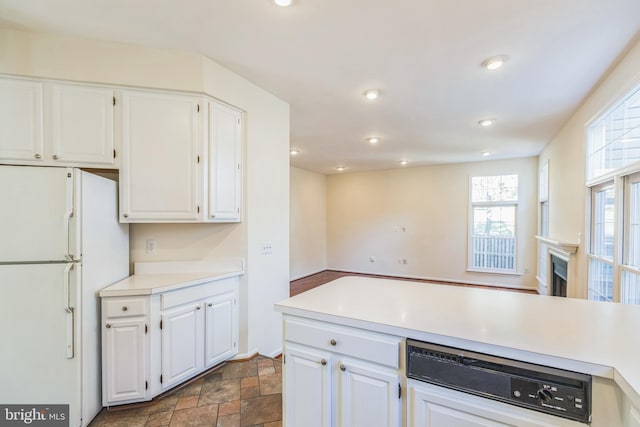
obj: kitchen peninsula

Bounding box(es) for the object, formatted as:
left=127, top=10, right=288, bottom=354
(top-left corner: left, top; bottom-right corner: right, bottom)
left=275, top=276, right=640, bottom=427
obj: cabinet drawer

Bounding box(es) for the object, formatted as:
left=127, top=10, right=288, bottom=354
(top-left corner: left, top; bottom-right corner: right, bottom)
left=104, top=298, right=147, bottom=318
left=284, top=317, right=401, bottom=368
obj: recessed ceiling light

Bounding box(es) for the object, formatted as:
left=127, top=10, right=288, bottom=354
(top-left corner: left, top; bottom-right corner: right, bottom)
left=274, top=0, right=293, bottom=6
left=290, top=149, right=300, bottom=156
left=364, top=89, right=380, bottom=100
left=478, top=119, right=495, bottom=127
left=481, top=55, right=508, bottom=70
left=481, top=151, right=491, bottom=157
left=399, top=160, right=408, bottom=166
left=367, top=137, right=380, bottom=144
left=335, top=166, right=345, bottom=172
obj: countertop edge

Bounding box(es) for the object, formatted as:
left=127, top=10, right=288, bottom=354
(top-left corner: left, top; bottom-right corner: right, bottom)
left=275, top=302, right=633, bottom=400
left=99, top=270, right=243, bottom=297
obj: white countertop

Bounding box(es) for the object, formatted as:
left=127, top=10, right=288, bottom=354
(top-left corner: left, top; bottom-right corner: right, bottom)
left=274, top=276, right=640, bottom=406
left=100, top=259, right=244, bottom=297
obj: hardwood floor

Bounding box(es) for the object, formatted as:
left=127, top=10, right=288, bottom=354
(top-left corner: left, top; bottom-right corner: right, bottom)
left=290, top=269, right=537, bottom=297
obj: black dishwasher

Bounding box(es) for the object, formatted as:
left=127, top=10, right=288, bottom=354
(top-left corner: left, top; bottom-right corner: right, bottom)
left=406, top=339, right=592, bottom=424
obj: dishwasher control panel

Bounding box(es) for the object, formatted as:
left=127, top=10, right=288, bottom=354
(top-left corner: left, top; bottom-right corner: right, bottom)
left=511, top=377, right=589, bottom=422
left=407, top=339, right=592, bottom=424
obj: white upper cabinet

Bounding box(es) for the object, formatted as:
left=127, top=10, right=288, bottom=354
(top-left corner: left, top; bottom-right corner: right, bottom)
left=48, top=83, right=115, bottom=165
left=206, top=101, right=242, bottom=222
left=119, top=90, right=204, bottom=222
left=0, top=77, right=44, bottom=162
left=0, top=76, right=117, bottom=167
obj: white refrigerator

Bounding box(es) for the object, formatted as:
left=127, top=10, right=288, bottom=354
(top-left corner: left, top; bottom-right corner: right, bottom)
left=0, top=165, right=129, bottom=426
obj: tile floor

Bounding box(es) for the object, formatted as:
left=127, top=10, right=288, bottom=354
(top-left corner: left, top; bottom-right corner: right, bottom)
left=90, top=356, right=282, bottom=427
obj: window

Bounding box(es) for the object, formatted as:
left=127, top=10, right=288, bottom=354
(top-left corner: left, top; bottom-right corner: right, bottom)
left=586, top=78, right=640, bottom=304
left=537, top=162, right=549, bottom=285
left=588, top=184, right=615, bottom=302
left=469, top=174, right=518, bottom=273
left=622, top=173, right=640, bottom=304
left=587, top=81, right=640, bottom=181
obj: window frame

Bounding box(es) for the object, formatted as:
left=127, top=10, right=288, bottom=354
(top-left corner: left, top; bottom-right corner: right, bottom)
left=467, top=174, right=519, bottom=275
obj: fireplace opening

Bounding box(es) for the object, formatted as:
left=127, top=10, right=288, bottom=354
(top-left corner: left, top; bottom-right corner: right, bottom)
left=551, top=255, right=568, bottom=297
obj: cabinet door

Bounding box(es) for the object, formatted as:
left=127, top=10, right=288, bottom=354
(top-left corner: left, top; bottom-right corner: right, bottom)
left=284, top=344, right=333, bottom=427
left=0, top=78, right=44, bottom=162
left=338, top=358, right=400, bottom=427
left=49, top=83, right=115, bottom=165
left=408, top=380, right=582, bottom=427
left=204, top=291, right=237, bottom=368
left=103, top=318, right=147, bottom=404
left=207, top=101, right=242, bottom=222
left=161, top=302, right=204, bottom=390
left=120, top=90, right=203, bottom=222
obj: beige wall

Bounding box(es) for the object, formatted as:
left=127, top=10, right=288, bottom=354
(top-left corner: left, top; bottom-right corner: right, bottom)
left=0, top=28, right=290, bottom=356
left=539, top=36, right=640, bottom=299
left=327, top=157, right=539, bottom=289
left=290, top=167, right=327, bottom=280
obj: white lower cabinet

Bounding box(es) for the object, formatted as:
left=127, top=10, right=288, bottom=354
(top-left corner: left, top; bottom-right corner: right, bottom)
left=102, top=297, right=150, bottom=406
left=338, top=357, right=400, bottom=427
left=205, top=291, right=238, bottom=367
left=408, top=380, right=584, bottom=427
left=283, top=316, right=402, bottom=427
left=102, top=277, right=238, bottom=406
left=103, top=316, right=148, bottom=404
left=285, top=344, right=333, bottom=427
left=161, top=301, right=205, bottom=390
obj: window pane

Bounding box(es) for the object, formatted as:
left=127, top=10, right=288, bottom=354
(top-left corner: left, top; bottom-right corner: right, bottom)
left=472, top=174, right=518, bottom=202
left=628, top=181, right=640, bottom=268
left=540, top=201, right=549, bottom=237
left=472, top=206, right=515, bottom=271
left=592, top=186, right=615, bottom=260
left=587, top=82, right=640, bottom=180
left=622, top=270, right=640, bottom=304
left=588, top=259, right=613, bottom=302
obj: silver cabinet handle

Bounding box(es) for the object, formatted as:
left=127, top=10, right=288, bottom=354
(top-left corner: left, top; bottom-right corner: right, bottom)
left=208, top=303, right=213, bottom=307
left=53, top=154, right=59, bottom=160
left=105, top=323, right=112, bottom=329
left=121, top=306, right=128, bottom=312
left=320, top=359, right=327, bottom=366
left=340, top=364, right=346, bottom=372
left=330, top=339, right=337, bottom=346
left=123, top=213, right=128, bottom=218
left=34, top=153, right=41, bottom=159
left=196, top=305, right=201, bottom=310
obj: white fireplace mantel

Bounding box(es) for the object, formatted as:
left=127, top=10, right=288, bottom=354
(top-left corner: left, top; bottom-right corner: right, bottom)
left=534, top=235, right=579, bottom=255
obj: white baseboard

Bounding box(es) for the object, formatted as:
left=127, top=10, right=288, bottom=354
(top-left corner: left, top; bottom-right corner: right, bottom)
left=231, top=348, right=259, bottom=361
left=263, top=347, right=282, bottom=359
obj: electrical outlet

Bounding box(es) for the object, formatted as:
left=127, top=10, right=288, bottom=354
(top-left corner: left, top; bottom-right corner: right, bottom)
left=261, top=242, right=273, bottom=255
left=146, top=239, right=157, bottom=254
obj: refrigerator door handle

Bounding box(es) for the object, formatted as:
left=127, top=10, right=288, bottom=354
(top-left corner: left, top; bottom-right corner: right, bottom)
left=63, top=168, right=74, bottom=261
left=63, top=263, right=75, bottom=359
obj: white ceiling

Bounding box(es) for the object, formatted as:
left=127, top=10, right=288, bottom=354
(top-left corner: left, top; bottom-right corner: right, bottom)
left=1, top=0, right=640, bottom=175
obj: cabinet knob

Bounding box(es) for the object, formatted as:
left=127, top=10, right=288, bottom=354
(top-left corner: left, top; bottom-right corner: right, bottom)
left=123, top=213, right=128, bottom=218
left=196, top=305, right=201, bottom=310
left=52, top=154, right=59, bottom=160
left=121, top=306, right=128, bottom=312
left=330, top=339, right=337, bottom=346
left=34, top=153, right=41, bottom=159
left=320, top=359, right=327, bottom=366
left=208, top=303, right=213, bottom=307
left=340, top=364, right=346, bottom=372
left=105, top=323, right=111, bottom=329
